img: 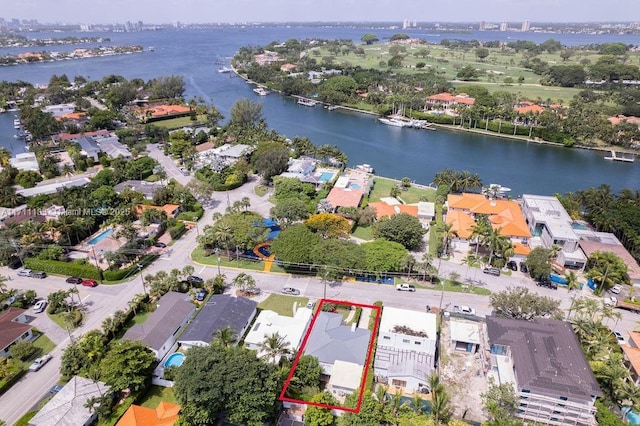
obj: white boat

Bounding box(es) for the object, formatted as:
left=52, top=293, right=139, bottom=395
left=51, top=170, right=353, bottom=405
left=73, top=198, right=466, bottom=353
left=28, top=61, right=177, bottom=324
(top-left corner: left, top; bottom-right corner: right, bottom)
left=13, top=119, right=21, bottom=129
left=297, top=98, right=317, bottom=107
left=327, top=105, right=339, bottom=111
left=218, top=67, right=232, bottom=73
left=604, top=150, right=635, bottom=163
left=253, top=87, right=269, bottom=96
left=378, top=117, right=407, bottom=127
left=148, top=46, right=155, bottom=52
left=355, top=164, right=374, bottom=173
left=410, top=119, right=436, bottom=130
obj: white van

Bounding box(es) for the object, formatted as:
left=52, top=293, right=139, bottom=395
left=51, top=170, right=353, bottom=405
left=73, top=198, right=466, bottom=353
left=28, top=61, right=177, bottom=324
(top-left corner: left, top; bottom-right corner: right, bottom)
left=33, top=300, right=47, bottom=314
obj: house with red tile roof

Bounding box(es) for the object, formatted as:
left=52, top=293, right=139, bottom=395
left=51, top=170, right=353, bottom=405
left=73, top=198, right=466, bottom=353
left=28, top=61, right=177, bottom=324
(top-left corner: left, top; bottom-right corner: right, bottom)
left=446, top=193, right=531, bottom=256
left=280, top=63, right=298, bottom=72
left=426, top=93, right=475, bottom=114
left=116, top=401, right=180, bottom=426
left=133, top=204, right=181, bottom=219
left=0, top=308, right=33, bottom=358
left=369, top=200, right=418, bottom=220
left=133, top=104, right=191, bottom=122
left=325, top=170, right=371, bottom=210
left=514, top=101, right=545, bottom=115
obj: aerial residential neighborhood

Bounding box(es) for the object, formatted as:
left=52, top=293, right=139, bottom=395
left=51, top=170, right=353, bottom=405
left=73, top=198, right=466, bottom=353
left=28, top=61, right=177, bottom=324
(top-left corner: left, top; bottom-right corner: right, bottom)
left=1, top=12, right=640, bottom=426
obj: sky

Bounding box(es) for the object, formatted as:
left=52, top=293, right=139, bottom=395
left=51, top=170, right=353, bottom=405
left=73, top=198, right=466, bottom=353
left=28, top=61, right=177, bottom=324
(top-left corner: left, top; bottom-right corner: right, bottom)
left=3, top=0, right=640, bottom=24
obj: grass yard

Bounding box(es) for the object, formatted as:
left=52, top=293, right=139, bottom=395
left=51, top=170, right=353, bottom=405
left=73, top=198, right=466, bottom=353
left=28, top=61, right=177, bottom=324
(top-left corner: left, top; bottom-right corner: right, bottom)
left=139, top=385, right=178, bottom=408
left=191, top=247, right=287, bottom=274
left=31, top=333, right=55, bottom=357
left=258, top=294, right=309, bottom=317
left=450, top=81, right=581, bottom=104
left=254, top=185, right=269, bottom=197
left=369, top=177, right=436, bottom=204
left=147, top=114, right=207, bottom=130
left=352, top=226, right=374, bottom=241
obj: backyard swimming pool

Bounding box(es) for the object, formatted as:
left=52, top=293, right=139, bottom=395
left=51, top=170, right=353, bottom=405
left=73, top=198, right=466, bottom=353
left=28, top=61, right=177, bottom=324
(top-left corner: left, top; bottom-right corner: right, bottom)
left=87, top=228, right=114, bottom=245
left=350, top=183, right=362, bottom=189
left=164, top=352, right=185, bottom=368
left=319, top=172, right=335, bottom=182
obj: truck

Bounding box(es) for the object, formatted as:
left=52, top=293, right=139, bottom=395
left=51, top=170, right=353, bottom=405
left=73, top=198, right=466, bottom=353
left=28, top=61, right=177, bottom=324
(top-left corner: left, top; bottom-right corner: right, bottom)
left=603, top=297, right=640, bottom=313
left=396, top=283, right=416, bottom=292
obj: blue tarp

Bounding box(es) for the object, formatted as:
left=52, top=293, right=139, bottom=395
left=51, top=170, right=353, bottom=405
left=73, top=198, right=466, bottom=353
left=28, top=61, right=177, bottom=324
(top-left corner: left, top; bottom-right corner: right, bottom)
left=355, top=275, right=394, bottom=285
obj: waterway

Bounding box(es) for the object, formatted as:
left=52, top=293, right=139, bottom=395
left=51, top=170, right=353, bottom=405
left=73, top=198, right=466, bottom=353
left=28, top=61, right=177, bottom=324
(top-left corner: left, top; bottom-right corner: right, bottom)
left=1, top=27, right=639, bottom=195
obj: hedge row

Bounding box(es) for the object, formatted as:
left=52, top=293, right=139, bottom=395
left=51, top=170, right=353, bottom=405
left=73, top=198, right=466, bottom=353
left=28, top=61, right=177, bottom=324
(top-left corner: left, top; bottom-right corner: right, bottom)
left=176, top=209, right=204, bottom=221
left=169, top=222, right=186, bottom=240
left=24, top=258, right=102, bottom=280
left=212, top=180, right=244, bottom=191
left=0, top=368, right=27, bottom=396
left=103, top=254, right=159, bottom=282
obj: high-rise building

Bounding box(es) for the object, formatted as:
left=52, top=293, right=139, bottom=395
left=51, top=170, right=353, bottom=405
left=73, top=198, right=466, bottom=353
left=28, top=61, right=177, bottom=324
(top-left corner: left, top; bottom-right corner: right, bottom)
left=499, top=22, right=508, bottom=31
left=521, top=20, right=530, bottom=32
left=402, top=19, right=410, bottom=29
left=479, top=21, right=486, bottom=31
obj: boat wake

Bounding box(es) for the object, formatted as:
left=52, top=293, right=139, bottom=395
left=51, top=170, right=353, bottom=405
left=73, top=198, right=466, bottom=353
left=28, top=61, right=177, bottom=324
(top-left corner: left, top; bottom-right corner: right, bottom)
left=187, top=75, right=211, bottom=104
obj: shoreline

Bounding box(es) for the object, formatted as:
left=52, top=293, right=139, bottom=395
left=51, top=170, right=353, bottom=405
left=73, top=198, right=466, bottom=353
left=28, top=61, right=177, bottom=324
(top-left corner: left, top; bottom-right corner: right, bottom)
left=232, top=67, right=637, bottom=158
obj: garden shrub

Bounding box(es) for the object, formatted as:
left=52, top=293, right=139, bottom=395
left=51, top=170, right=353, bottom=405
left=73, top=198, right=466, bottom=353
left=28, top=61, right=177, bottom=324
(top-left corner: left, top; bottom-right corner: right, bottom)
left=24, top=258, right=101, bottom=280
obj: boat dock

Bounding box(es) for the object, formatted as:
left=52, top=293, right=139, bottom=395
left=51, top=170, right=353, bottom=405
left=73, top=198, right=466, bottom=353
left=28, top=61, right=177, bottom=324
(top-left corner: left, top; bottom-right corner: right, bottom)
left=604, top=150, right=635, bottom=163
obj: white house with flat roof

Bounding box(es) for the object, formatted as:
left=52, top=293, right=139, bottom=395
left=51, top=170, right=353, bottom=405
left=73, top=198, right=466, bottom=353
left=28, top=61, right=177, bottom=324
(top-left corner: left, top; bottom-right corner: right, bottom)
left=521, top=194, right=587, bottom=270
left=10, top=153, right=39, bottom=172
left=244, top=307, right=313, bottom=361
left=374, top=307, right=437, bottom=393
left=449, top=319, right=481, bottom=353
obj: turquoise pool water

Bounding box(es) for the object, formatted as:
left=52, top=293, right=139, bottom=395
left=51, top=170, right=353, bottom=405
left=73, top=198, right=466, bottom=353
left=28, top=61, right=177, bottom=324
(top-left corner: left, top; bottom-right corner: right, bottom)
left=350, top=183, right=362, bottom=189
left=623, top=407, right=640, bottom=424
left=319, top=172, right=334, bottom=182
left=571, top=222, right=587, bottom=230
left=87, top=228, right=114, bottom=245
left=164, top=352, right=185, bottom=368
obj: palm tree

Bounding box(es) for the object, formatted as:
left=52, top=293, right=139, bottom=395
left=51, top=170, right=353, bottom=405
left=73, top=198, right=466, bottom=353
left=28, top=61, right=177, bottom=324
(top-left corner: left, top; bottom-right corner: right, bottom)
left=481, top=227, right=510, bottom=267
left=564, top=271, right=581, bottom=292
left=410, top=392, right=424, bottom=414
left=259, top=332, right=290, bottom=363
left=428, top=373, right=451, bottom=425
left=616, top=380, right=640, bottom=410
left=213, top=326, right=237, bottom=348
left=215, top=225, right=233, bottom=258
left=439, top=222, right=458, bottom=257
left=0, top=275, right=8, bottom=294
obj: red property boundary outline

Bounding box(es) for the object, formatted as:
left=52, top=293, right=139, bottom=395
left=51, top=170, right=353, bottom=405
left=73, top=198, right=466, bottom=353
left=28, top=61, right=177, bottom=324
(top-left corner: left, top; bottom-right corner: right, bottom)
left=279, top=298, right=382, bottom=413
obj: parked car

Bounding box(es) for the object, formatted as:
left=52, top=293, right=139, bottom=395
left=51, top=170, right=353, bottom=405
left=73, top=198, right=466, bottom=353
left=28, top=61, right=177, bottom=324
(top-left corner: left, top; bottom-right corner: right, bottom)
left=610, top=284, right=622, bottom=294
left=306, top=300, right=316, bottom=309
left=519, top=262, right=528, bottom=274
left=483, top=267, right=501, bottom=276
left=604, top=297, right=618, bottom=307
left=29, top=354, right=53, bottom=372
left=33, top=300, right=47, bottom=314
left=537, top=279, right=558, bottom=290
left=30, top=271, right=47, bottom=279
left=613, top=331, right=627, bottom=345
left=17, top=269, right=32, bottom=277
left=49, top=385, right=64, bottom=395
left=395, top=283, right=416, bottom=292
left=452, top=305, right=476, bottom=315
left=154, top=241, right=167, bottom=248
left=506, top=261, right=518, bottom=271
left=186, top=275, right=204, bottom=285
left=281, top=287, right=300, bottom=295
left=81, top=279, right=98, bottom=287
left=66, top=277, right=83, bottom=285
left=8, top=258, right=22, bottom=270
left=195, top=289, right=208, bottom=302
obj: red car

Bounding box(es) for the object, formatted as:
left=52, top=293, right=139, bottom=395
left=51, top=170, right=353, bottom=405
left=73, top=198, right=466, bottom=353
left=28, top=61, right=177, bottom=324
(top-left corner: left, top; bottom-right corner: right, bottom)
left=81, top=279, right=98, bottom=287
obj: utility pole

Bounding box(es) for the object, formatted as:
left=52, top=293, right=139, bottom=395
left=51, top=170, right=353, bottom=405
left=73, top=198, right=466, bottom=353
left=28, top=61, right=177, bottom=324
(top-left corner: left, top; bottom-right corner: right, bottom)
left=137, top=264, right=147, bottom=295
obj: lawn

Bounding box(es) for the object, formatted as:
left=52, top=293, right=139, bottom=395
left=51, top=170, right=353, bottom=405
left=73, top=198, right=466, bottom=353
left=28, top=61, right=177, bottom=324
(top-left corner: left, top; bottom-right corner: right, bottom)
left=254, top=185, right=269, bottom=197
left=147, top=114, right=207, bottom=130
left=258, top=294, right=309, bottom=317
left=352, top=226, right=374, bottom=241
left=31, top=333, right=55, bottom=357
left=368, top=177, right=436, bottom=204
left=139, top=385, right=177, bottom=408
left=191, top=247, right=287, bottom=274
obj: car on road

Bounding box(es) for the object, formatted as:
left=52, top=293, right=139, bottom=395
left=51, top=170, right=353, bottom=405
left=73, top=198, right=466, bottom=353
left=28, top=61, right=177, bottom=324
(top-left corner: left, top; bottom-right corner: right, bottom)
left=186, top=275, right=204, bottom=285
left=281, top=287, right=300, bottom=295
left=307, top=300, right=316, bottom=309
left=17, top=269, right=32, bottom=277
left=610, top=284, right=622, bottom=294
left=30, top=271, right=47, bottom=279
left=49, top=384, right=64, bottom=395
left=537, top=279, right=558, bottom=290
left=8, top=257, right=22, bottom=269
left=29, top=354, right=53, bottom=372
left=483, top=267, right=501, bottom=276
left=154, top=241, right=167, bottom=248
left=506, top=261, right=518, bottom=271
left=33, top=300, right=47, bottom=314
left=519, top=262, right=528, bottom=274
left=452, top=305, right=476, bottom=315
left=66, top=277, right=83, bottom=284
left=195, top=289, right=208, bottom=302
left=396, top=283, right=416, bottom=292
left=613, top=331, right=627, bottom=345
left=81, top=279, right=98, bottom=287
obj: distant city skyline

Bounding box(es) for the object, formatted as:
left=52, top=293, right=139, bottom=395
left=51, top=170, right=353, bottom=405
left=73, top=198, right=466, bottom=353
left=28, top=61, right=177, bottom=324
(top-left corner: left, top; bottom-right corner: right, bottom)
left=2, top=0, right=639, bottom=25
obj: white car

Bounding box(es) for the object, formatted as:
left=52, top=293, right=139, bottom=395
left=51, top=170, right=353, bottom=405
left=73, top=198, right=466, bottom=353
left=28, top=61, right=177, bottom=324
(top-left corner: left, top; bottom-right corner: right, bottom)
left=613, top=331, right=627, bottom=345
left=395, top=284, right=416, bottom=292
left=17, top=269, right=32, bottom=277
left=610, top=284, right=622, bottom=294
left=33, top=300, right=47, bottom=314
left=452, top=305, right=476, bottom=315
left=29, top=354, right=52, bottom=372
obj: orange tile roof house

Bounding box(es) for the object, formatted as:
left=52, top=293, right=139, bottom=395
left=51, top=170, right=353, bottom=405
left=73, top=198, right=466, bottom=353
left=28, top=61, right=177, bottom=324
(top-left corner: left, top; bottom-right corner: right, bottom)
left=135, top=104, right=191, bottom=120
left=369, top=200, right=418, bottom=220
left=426, top=92, right=475, bottom=108
left=134, top=204, right=181, bottom=219
left=0, top=307, right=33, bottom=358
left=623, top=331, right=640, bottom=385
left=117, top=401, right=180, bottom=426
left=514, top=102, right=545, bottom=115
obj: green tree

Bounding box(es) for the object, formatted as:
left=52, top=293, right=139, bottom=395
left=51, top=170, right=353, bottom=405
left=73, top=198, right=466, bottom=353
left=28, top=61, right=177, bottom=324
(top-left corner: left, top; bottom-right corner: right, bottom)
left=372, top=213, right=426, bottom=250
left=361, top=33, right=379, bottom=45
left=230, top=98, right=263, bottom=128
left=270, top=198, right=310, bottom=227
left=99, top=340, right=155, bottom=392
left=9, top=341, right=36, bottom=361
left=252, top=141, right=290, bottom=183
left=586, top=251, right=630, bottom=295
left=490, top=286, right=563, bottom=321
left=259, top=332, right=290, bottom=363
left=361, top=239, right=409, bottom=274
left=214, top=326, right=238, bottom=348
left=232, top=272, right=257, bottom=294
left=293, top=355, right=322, bottom=389
left=305, top=392, right=338, bottom=425
left=481, top=379, right=523, bottom=426
left=429, top=373, right=451, bottom=425
left=525, top=247, right=553, bottom=280
left=271, top=224, right=322, bottom=268
left=475, top=47, right=490, bottom=61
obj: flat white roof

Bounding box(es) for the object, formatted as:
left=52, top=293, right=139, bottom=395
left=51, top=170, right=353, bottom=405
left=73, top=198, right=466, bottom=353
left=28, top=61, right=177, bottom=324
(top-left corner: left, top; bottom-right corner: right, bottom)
left=449, top=319, right=480, bottom=344
left=244, top=307, right=312, bottom=353
left=379, top=307, right=437, bottom=339
left=328, top=360, right=364, bottom=391
left=522, top=194, right=577, bottom=241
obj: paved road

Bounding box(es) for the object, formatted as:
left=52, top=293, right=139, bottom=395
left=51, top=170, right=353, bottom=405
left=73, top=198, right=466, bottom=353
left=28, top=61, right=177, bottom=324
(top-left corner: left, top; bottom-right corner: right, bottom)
left=1, top=161, right=636, bottom=423
left=146, top=144, right=191, bottom=186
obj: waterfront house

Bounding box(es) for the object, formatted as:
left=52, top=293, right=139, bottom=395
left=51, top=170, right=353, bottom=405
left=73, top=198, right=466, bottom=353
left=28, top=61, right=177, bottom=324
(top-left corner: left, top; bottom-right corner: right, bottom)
left=325, top=170, right=371, bottom=210
left=114, top=180, right=163, bottom=200
left=123, top=292, right=195, bottom=360
left=16, top=177, right=91, bottom=198
left=486, top=316, right=601, bottom=426
left=179, top=295, right=257, bottom=349
left=578, top=233, right=640, bottom=285
left=29, top=376, right=110, bottom=426
left=9, top=152, right=39, bottom=172
left=0, top=308, right=33, bottom=358
left=425, top=92, right=475, bottom=114
left=43, top=102, right=76, bottom=118
left=374, top=307, right=437, bottom=394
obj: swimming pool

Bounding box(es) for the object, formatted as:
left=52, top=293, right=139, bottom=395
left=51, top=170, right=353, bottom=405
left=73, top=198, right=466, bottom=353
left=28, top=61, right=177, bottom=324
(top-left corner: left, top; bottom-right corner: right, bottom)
left=319, top=172, right=334, bottom=182
left=87, top=228, right=114, bottom=245
left=164, top=352, right=185, bottom=368
left=571, top=222, right=587, bottom=230
left=350, top=183, right=362, bottom=190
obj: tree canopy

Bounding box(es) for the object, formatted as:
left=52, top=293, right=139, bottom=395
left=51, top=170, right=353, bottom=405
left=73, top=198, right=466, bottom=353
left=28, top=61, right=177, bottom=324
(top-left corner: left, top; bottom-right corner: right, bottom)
left=372, top=213, right=426, bottom=250
left=490, top=286, right=564, bottom=321
left=304, top=213, right=351, bottom=239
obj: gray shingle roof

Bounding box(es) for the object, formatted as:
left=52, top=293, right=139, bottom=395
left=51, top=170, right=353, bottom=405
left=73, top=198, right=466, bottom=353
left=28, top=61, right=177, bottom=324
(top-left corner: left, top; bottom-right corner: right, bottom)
left=123, top=292, right=194, bottom=351
left=486, top=316, right=602, bottom=399
left=304, top=312, right=371, bottom=365
left=179, top=295, right=257, bottom=345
